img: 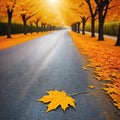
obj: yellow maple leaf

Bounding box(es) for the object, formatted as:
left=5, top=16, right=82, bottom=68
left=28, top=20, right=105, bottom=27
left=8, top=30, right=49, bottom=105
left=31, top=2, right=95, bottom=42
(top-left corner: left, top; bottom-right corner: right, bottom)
left=37, top=90, right=76, bottom=112
left=82, top=66, right=88, bottom=70
left=88, top=85, right=95, bottom=89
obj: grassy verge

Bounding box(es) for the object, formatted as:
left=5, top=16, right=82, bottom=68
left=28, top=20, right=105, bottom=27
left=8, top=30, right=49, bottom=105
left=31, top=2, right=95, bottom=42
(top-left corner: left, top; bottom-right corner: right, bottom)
left=85, top=21, right=119, bottom=36
left=0, top=22, right=40, bottom=36
left=69, top=31, right=120, bottom=110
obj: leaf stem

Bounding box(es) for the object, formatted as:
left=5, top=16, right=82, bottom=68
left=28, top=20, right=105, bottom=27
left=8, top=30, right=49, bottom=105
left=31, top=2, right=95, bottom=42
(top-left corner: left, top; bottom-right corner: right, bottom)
left=68, top=91, right=89, bottom=96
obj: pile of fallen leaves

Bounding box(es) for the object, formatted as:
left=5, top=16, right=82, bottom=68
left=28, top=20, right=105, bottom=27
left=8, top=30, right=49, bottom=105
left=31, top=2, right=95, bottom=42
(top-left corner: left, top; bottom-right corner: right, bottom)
left=0, top=32, right=50, bottom=50
left=69, top=31, right=120, bottom=109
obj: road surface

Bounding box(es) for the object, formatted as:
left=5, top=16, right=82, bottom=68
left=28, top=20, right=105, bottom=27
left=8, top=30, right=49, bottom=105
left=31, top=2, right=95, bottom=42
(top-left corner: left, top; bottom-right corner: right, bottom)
left=0, top=30, right=120, bottom=120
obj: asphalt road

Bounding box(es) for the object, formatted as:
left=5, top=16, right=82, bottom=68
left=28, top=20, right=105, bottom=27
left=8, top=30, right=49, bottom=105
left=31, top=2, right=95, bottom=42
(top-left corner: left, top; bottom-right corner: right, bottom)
left=0, top=30, right=120, bottom=120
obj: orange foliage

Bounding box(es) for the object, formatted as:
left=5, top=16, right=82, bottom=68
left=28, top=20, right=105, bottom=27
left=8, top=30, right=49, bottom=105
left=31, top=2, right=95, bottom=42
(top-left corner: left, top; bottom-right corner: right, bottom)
left=0, top=0, right=120, bottom=26
left=69, top=31, right=120, bottom=109
left=107, top=0, right=120, bottom=21
left=0, top=32, right=50, bottom=50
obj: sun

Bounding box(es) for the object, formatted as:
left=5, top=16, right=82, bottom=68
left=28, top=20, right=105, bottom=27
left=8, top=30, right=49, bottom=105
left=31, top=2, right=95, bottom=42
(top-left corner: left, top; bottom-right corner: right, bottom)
left=49, top=0, right=56, bottom=3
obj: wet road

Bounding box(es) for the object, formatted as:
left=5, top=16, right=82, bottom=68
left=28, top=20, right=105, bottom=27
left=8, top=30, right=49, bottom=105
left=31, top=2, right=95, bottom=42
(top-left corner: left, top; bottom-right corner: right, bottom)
left=0, top=30, right=120, bottom=120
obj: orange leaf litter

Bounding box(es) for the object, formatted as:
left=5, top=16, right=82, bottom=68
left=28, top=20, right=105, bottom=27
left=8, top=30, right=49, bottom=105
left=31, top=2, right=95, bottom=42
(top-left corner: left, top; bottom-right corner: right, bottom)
left=0, top=32, right=50, bottom=50
left=69, top=31, right=120, bottom=110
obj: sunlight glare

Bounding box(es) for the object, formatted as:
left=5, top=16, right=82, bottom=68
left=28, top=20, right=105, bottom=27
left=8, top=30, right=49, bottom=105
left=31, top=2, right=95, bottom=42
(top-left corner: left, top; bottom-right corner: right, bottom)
left=49, top=0, right=56, bottom=3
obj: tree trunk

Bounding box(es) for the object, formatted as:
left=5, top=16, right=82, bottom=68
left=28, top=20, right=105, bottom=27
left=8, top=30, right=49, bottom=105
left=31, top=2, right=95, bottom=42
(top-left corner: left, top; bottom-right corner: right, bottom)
left=7, top=9, right=13, bottom=38
left=115, top=24, right=120, bottom=46
left=42, top=23, right=45, bottom=32
left=71, top=25, right=73, bottom=31
left=48, top=25, right=50, bottom=31
left=98, top=5, right=104, bottom=40
left=78, top=22, right=80, bottom=33
left=75, top=23, right=77, bottom=32
left=36, top=24, right=38, bottom=33
left=76, top=23, right=78, bottom=33
left=46, top=25, right=48, bottom=32
left=49, top=25, right=52, bottom=31
left=98, top=17, right=104, bottom=40
left=23, top=20, right=27, bottom=35
left=30, top=23, right=33, bottom=34
left=74, top=24, right=76, bottom=32
left=43, top=24, right=46, bottom=32
left=36, top=23, right=38, bottom=33
left=73, top=24, right=75, bottom=32
left=91, top=16, right=95, bottom=37
left=21, top=15, right=27, bottom=35
left=41, top=23, right=43, bottom=32
left=82, top=17, right=85, bottom=35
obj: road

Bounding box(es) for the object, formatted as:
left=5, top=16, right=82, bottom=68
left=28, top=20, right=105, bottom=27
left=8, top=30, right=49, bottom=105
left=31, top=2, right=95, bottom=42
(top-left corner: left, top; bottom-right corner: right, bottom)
left=0, top=30, right=120, bottom=120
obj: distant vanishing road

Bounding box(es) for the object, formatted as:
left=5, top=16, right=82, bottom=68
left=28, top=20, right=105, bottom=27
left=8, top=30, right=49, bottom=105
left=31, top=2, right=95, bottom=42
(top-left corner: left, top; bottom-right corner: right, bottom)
left=0, top=30, right=120, bottom=120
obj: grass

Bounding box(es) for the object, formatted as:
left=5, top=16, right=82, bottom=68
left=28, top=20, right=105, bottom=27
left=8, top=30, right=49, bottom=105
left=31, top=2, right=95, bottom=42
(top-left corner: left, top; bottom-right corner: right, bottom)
left=85, top=21, right=119, bottom=36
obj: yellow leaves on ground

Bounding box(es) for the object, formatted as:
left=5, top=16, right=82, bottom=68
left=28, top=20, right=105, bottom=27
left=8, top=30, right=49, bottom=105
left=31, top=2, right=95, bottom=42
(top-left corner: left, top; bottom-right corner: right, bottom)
left=103, top=83, right=120, bottom=109
left=69, top=31, right=120, bottom=109
left=88, top=85, right=95, bottom=89
left=37, top=90, right=76, bottom=112
left=0, top=32, right=50, bottom=50
left=82, top=66, right=88, bottom=70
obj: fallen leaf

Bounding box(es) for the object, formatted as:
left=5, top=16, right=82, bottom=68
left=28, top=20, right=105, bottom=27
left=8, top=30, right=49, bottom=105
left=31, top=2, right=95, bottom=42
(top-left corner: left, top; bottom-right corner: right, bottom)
left=114, top=102, right=120, bottom=110
left=37, top=90, right=76, bottom=112
left=93, top=76, right=101, bottom=80
left=82, top=66, right=88, bottom=70
left=88, top=85, right=95, bottom=89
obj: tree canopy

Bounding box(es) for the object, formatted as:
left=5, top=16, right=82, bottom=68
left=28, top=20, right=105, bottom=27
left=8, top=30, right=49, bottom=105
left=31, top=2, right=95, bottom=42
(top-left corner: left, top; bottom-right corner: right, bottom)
left=0, top=0, right=119, bottom=26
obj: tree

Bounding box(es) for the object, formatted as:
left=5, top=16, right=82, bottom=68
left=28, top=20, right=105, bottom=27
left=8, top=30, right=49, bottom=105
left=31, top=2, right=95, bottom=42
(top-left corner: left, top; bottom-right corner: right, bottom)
left=81, top=16, right=89, bottom=35
left=106, top=0, right=120, bottom=46
left=73, top=23, right=76, bottom=32
left=29, top=20, right=34, bottom=34
left=34, top=17, right=40, bottom=33
left=68, top=1, right=90, bottom=34
left=41, top=23, right=46, bottom=32
left=94, top=0, right=112, bottom=40
left=115, top=23, right=120, bottom=46
left=85, top=0, right=98, bottom=37
left=7, top=0, right=16, bottom=38
left=77, top=21, right=81, bottom=33
left=17, top=0, right=36, bottom=35
left=72, top=22, right=81, bottom=33
left=0, top=0, right=17, bottom=38
left=78, top=1, right=90, bottom=35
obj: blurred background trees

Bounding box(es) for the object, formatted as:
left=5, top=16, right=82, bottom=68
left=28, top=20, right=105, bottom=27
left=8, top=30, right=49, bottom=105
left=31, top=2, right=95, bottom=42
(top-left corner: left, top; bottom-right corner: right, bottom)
left=0, top=0, right=119, bottom=45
